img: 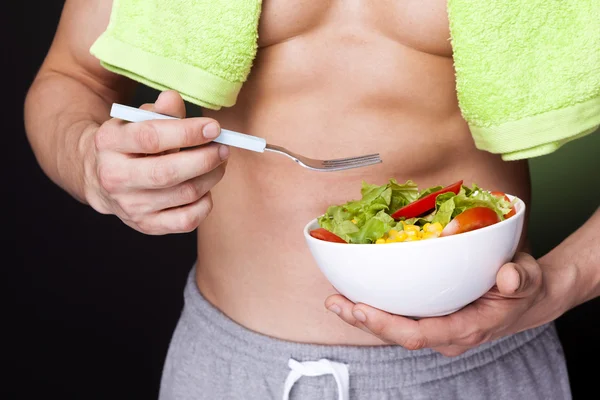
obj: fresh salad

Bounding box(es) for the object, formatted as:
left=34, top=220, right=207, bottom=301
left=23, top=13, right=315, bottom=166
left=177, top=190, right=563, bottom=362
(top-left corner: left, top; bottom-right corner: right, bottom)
left=310, top=179, right=517, bottom=244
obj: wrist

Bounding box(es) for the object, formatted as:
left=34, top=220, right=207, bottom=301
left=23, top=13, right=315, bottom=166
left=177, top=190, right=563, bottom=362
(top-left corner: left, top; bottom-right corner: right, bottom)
left=538, top=254, right=585, bottom=315
left=78, top=123, right=107, bottom=211
left=570, top=260, right=600, bottom=307
left=536, top=208, right=600, bottom=313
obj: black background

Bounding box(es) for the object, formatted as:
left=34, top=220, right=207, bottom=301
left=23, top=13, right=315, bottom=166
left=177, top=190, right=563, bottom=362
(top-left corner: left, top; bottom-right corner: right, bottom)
left=9, top=1, right=599, bottom=399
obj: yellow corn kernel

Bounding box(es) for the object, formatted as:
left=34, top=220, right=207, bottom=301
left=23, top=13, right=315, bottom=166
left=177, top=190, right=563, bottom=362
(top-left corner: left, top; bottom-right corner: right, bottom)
left=388, top=229, right=399, bottom=237
left=422, top=223, right=431, bottom=232
left=351, top=218, right=357, bottom=224
left=422, top=232, right=438, bottom=240
left=385, top=237, right=396, bottom=243
left=427, top=222, right=443, bottom=233
left=396, top=231, right=408, bottom=242
left=375, top=238, right=386, bottom=244
left=404, top=224, right=420, bottom=233
left=405, top=229, right=419, bottom=238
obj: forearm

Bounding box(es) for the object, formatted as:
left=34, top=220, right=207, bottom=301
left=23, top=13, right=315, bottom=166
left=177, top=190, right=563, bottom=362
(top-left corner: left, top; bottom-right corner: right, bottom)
left=24, top=69, right=130, bottom=204
left=539, top=206, right=600, bottom=309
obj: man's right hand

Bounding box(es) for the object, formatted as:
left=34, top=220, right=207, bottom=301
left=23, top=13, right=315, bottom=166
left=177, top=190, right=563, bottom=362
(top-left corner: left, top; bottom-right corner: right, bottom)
left=84, top=90, right=229, bottom=235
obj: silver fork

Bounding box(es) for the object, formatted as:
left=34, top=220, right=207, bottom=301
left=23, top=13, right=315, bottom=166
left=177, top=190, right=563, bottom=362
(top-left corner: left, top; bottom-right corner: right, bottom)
left=110, top=103, right=382, bottom=172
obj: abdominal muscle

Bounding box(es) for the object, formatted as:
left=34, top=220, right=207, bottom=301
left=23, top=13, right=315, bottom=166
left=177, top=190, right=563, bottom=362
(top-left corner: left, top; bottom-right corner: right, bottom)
left=196, top=0, right=531, bottom=346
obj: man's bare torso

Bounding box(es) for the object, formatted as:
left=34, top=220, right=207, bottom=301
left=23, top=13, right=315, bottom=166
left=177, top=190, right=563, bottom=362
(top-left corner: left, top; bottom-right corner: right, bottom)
left=197, top=0, right=530, bottom=346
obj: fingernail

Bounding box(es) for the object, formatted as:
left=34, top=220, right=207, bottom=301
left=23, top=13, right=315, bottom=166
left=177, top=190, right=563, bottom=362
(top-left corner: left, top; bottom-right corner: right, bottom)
left=353, top=310, right=367, bottom=322
left=218, top=145, right=230, bottom=161
left=203, top=122, right=220, bottom=139
left=328, top=304, right=341, bottom=315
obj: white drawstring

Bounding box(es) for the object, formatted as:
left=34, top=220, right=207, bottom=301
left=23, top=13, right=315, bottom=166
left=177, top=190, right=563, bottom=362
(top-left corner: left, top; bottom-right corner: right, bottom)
left=282, top=358, right=349, bottom=400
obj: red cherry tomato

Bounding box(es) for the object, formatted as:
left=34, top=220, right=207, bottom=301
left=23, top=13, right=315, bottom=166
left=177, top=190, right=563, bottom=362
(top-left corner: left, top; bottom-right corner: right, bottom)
left=490, top=191, right=516, bottom=218
left=310, top=228, right=347, bottom=243
left=440, top=207, right=501, bottom=237
left=391, top=180, right=463, bottom=219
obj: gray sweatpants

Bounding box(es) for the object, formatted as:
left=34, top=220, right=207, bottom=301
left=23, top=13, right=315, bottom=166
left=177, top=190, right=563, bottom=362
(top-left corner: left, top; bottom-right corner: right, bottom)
left=159, top=267, right=572, bottom=400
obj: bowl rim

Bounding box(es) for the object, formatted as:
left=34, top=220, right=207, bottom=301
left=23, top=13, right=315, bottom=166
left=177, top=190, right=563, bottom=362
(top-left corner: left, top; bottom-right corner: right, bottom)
left=304, top=194, right=526, bottom=247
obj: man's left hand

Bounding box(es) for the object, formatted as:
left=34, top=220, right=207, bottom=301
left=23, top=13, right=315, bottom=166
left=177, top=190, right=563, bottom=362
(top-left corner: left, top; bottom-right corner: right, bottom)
left=325, top=252, right=569, bottom=356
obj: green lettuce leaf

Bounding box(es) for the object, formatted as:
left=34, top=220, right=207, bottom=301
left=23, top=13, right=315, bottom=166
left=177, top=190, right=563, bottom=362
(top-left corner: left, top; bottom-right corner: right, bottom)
left=348, top=210, right=396, bottom=244
left=316, top=179, right=513, bottom=244
left=388, top=179, right=419, bottom=214
left=318, top=179, right=416, bottom=243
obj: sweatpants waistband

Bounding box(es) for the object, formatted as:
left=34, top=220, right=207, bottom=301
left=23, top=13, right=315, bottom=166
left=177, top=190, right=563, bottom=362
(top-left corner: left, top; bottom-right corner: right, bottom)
left=182, top=267, right=554, bottom=390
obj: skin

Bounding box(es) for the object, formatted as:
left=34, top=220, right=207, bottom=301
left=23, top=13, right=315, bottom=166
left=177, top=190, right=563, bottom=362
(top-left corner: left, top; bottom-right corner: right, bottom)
left=25, top=0, right=599, bottom=353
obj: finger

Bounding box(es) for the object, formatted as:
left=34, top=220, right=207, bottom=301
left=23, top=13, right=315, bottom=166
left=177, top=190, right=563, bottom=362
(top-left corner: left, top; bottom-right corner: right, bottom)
left=139, top=103, right=155, bottom=112
left=330, top=296, right=498, bottom=350
left=324, top=294, right=347, bottom=313
left=495, top=263, right=521, bottom=295
left=351, top=304, right=430, bottom=350
left=127, top=143, right=229, bottom=189
left=324, top=295, right=374, bottom=334
left=496, top=252, right=543, bottom=297
left=354, top=300, right=502, bottom=349
left=98, top=116, right=221, bottom=154
left=138, top=92, right=186, bottom=155
left=137, top=191, right=214, bottom=235
left=154, top=90, right=187, bottom=119
left=325, top=294, right=359, bottom=324
left=139, top=91, right=187, bottom=119
left=329, top=295, right=450, bottom=349
left=138, top=164, right=226, bottom=212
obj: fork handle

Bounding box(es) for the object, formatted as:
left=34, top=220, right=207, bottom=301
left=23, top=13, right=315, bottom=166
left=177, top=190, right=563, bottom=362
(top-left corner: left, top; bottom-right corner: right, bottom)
left=110, top=103, right=267, bottom=153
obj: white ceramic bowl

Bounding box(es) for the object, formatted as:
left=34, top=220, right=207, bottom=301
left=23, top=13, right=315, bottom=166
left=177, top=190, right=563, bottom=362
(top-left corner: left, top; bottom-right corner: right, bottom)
left=303, top=196, right=526, bottom=318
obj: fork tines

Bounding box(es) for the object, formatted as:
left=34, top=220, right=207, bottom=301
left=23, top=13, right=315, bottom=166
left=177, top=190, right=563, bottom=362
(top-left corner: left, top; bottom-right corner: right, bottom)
left=322, top=154, right=382, bottom=166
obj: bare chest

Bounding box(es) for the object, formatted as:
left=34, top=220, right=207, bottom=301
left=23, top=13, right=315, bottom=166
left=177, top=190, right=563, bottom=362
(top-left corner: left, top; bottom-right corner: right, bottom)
left=257, top=0, right=452, bottom=57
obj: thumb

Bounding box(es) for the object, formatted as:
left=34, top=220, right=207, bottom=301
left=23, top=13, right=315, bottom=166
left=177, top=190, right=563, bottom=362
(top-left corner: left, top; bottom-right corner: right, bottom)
left=496, top=252, right=543, bottom=297
left=139, top=90, right=187, bottom=155
left=138, top=90, right=187, bottom=119
left=153, top=90, right=187, bottom=119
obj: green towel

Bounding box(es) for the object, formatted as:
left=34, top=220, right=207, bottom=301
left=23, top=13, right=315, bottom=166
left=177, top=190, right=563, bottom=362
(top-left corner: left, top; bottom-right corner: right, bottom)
left=448, top=0, right=600, bottom=160
left=91, top=0, right=599, bottom=160
left=90, top=0, right=262, bottom=110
